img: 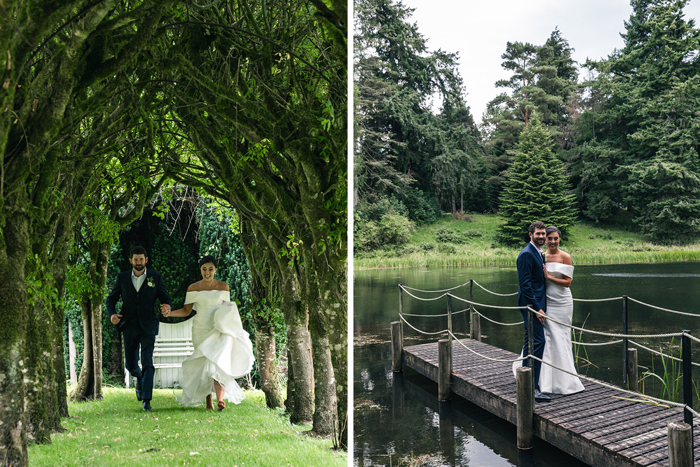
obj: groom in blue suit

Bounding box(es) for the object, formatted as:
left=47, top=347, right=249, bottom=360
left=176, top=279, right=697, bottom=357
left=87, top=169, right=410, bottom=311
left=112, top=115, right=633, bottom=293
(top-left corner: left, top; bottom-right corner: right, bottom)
left=517, top=221, right=550, bottom=402
left=106, top=246, right=173, bottom=411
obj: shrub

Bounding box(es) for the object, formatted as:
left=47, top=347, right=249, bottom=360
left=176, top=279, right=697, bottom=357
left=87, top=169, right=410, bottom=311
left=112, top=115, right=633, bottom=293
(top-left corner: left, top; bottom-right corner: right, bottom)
left=419, top=242, right=436, bottom=251
left=356, top=213, right=415, bottom=251
left=435, top=228, right=461, bottom=243
left=438, top=244, right=457, bottom=254
left=463, top=229, right=483, bottom=238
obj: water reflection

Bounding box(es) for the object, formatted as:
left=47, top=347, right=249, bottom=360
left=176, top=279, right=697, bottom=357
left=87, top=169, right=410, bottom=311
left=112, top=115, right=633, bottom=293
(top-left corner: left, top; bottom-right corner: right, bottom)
left=354, top=262, right=700, bottom=466
left=354, top=341, right=588, bottom=467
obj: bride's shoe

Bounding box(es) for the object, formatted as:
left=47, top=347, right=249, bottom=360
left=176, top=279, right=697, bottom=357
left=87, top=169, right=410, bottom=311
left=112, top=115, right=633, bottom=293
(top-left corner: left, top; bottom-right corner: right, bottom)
left=217, top=400, right=226, bottom=411
left=205, top=394, right=214, bottom=410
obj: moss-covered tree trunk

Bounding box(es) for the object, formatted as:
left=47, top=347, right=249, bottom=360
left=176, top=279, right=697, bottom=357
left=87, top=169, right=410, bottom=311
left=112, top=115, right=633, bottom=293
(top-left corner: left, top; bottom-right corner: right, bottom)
left=0, top=210, right=31, bottom=466
left=254, top=329, right=284, bottom=408
left=309, top=327, right=337, bottom=437
left=71, top=240, right=110, bottom=401
left=284, top=306, right=315, bottom=424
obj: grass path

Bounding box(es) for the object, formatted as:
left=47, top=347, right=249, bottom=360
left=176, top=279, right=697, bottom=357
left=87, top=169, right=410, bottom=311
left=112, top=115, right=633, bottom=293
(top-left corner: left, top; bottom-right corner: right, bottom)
left=29, top=387, right=346, bottom=466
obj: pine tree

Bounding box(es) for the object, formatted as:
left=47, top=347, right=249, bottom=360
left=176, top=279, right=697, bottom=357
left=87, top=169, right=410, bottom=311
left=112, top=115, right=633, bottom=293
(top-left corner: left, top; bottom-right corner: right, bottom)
left=573, top=0, right=700, bottom=241
left=482, top=29, right=578, bottom=211
left=498, top=116, right=577, bottom=246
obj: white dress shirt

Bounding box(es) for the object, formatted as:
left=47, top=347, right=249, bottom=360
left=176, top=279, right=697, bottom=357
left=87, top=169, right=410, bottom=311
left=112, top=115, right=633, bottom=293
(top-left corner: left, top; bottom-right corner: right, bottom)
left=131, top=268, right=147, bottom=292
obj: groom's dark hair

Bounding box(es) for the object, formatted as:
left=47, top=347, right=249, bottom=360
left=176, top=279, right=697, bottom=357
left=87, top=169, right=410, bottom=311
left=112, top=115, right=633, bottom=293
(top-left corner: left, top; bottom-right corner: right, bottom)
left=528, top=221, right=546, bottom=234
left=130, top=246, right=148, bottom=258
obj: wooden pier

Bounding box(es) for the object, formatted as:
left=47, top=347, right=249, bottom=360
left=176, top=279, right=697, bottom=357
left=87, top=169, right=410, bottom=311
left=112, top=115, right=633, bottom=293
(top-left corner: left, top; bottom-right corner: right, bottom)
left=401, top=337, right=700, bottom=467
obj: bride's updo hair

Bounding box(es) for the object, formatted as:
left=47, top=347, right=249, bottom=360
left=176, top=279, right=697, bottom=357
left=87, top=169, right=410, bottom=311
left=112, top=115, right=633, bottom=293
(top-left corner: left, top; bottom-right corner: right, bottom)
left=198, top=255, right=218, bottom=268
left=545, top=226, right=561, bottom=236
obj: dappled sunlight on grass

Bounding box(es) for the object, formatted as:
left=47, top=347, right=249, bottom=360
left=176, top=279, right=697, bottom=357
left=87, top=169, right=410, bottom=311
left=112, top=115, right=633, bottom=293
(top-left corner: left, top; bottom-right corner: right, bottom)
left=29, top=388, right=346, bottom=466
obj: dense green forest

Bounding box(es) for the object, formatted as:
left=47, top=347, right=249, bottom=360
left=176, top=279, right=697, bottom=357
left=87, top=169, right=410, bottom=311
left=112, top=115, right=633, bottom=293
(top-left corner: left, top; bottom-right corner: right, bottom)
left=354, top=0, right=700, bottom=250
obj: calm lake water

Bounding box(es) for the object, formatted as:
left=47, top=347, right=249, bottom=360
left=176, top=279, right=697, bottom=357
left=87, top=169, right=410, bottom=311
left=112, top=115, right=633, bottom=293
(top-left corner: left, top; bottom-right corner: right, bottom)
left=354, top=262, right=700, bottom=466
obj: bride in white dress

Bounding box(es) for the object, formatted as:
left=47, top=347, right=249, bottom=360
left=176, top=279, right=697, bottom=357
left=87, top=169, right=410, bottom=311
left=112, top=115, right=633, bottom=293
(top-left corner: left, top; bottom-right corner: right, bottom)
left=164, top=256, right=255, bottom=410
left=539, top=226, right=584, bottom=394
left=513, top=226, right=584, bottom=395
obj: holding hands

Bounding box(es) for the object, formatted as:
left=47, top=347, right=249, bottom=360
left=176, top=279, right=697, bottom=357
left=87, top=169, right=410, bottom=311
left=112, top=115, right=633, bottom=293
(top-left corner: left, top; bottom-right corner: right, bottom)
left=160, top=303, right=172, bottom=317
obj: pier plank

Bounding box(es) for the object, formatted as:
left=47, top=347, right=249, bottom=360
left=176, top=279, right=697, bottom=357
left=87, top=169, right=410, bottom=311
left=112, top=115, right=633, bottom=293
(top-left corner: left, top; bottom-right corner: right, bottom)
left=402, top=338, right=700, bottom=467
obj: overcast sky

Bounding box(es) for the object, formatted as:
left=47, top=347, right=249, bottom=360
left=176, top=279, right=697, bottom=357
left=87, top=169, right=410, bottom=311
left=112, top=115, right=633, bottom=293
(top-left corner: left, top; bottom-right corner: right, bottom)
left=398, top=0, right=700, bottom=124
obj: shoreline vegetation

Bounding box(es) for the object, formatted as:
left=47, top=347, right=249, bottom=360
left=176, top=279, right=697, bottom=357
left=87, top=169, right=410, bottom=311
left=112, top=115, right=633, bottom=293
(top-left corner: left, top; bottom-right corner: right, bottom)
left=354, top=214, right=700, bottom=270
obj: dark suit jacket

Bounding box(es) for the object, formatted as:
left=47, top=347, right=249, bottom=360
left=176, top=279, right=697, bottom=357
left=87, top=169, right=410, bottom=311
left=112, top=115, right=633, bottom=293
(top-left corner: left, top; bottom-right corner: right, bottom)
left=106, top=269, right=173, bottom=336
left=516, top=242, right=546, bottom=312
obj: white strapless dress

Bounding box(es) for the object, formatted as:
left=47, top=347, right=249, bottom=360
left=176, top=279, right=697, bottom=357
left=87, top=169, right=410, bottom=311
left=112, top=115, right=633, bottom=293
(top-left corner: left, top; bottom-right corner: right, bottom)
left=178, top=290, right=255, bottom=406
left=513, top=262, right=584, bottom=394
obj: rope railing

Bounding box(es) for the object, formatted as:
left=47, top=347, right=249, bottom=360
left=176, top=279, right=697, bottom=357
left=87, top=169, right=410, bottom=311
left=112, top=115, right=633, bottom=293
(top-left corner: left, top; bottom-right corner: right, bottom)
left=574, top=339, right=623, bottom=346
left=572, top=297, right=623, bottom=302
left=526, top=306, right=684, bottom=340
left=627, top=297, right=700, bottom=318
left=473, top=309, right=523, bottom=326
left=401, top=282, right=470, bottom=293
left=401, top=307, right=470, bottom=318
left=472, top=280, right=518, bottom=297
left=628, top=339, right=700, bottom=368
left=399, top=282, right=697, bottom=317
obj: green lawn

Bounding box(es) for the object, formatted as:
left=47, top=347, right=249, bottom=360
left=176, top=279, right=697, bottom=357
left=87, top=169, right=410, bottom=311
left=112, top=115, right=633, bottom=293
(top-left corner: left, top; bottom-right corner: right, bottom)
left=29, top=387, right=346, bottom=466
left=355, top=213, right=700, bottom=269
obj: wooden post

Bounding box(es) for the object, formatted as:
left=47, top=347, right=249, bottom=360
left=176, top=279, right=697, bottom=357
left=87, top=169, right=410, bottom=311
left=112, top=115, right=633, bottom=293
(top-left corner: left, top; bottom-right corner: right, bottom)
left=391, top=321, right=403, bottom=372
left=622, top=295, right=628, bottom=387
left=438, top=339, right=451, bottom=401
left=399, top=285, right=404, bottom=346
left=668, top=421, right=693, bottom=467
left=447, top=294, right=453, bottom=340
left=682, top=330, right=693, bottom=428
left=447, top=294, right=453, bottom=369
left=469, top=281, right=481, bottom=341
left=516, top=366, right=534, bottom=450
left=627, top=348, right=638, bottom=392
left=471, top=312, right=481, bottom=342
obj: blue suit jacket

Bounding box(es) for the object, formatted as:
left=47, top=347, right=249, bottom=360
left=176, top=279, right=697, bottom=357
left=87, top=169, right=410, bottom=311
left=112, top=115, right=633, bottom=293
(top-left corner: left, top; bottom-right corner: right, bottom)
left=516, top=242, right=546, bottom=312
left=106, top=269, right=173, bottom=336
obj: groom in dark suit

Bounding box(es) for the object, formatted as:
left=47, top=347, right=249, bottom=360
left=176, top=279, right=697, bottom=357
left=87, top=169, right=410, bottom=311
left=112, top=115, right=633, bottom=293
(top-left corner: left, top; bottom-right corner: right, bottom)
left=107, top=246, right=173, bottom=411
left=517, top=221, right=550, bottom=402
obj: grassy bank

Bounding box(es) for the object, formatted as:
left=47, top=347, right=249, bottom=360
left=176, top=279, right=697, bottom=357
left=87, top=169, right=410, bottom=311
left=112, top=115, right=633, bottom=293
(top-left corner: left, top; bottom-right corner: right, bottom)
left=355, top=213, right=700, bottom=269
left=28, top=387, right=345, bottom=466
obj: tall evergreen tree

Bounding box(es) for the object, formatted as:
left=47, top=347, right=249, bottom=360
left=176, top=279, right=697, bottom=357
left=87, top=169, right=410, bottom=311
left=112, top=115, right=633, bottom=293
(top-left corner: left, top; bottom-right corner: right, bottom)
left=482, top=29, right=578, bottom=210
left=498, top=116, right=577, bottom=246
left=354, top=0, right=482, bottom=218
left=572, top=0, right=700, bottom=241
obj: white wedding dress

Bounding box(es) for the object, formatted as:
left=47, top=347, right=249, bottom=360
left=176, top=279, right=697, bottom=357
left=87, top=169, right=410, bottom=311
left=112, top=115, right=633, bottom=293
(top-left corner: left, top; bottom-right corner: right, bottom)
left=178, top=290, right=255, bottom=406
left=513, top=262, right=584, bottom=394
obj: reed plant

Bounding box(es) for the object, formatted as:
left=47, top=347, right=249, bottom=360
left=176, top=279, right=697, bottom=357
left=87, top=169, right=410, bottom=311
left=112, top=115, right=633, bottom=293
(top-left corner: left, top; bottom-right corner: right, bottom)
left=639, top=338, right=682, bottom=403
left=571, top=314, right=597, bottom=370
left=28, top=387, right=346, bottom=466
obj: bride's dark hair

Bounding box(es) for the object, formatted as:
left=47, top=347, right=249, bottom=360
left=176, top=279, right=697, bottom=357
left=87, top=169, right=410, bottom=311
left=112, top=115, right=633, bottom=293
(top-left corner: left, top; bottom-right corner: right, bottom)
left=545, top=226, right=561, bottom=236
left=198, top=255, right=218, bottom=268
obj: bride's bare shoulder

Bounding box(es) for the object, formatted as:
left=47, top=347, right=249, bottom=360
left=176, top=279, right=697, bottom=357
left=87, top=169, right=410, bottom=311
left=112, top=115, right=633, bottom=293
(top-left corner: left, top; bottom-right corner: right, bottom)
left=559, top=251, right=573, bottom=265
left=187, top=281, right=204, bottom=292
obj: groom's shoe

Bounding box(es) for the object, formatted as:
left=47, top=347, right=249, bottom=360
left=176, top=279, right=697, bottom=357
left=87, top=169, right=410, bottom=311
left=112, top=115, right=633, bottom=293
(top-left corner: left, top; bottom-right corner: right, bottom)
left=534, top=389, right=551, bottom=402
left=142, top=400, right=152, bottom=412
left=135, top=378, right=143, bottom=401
